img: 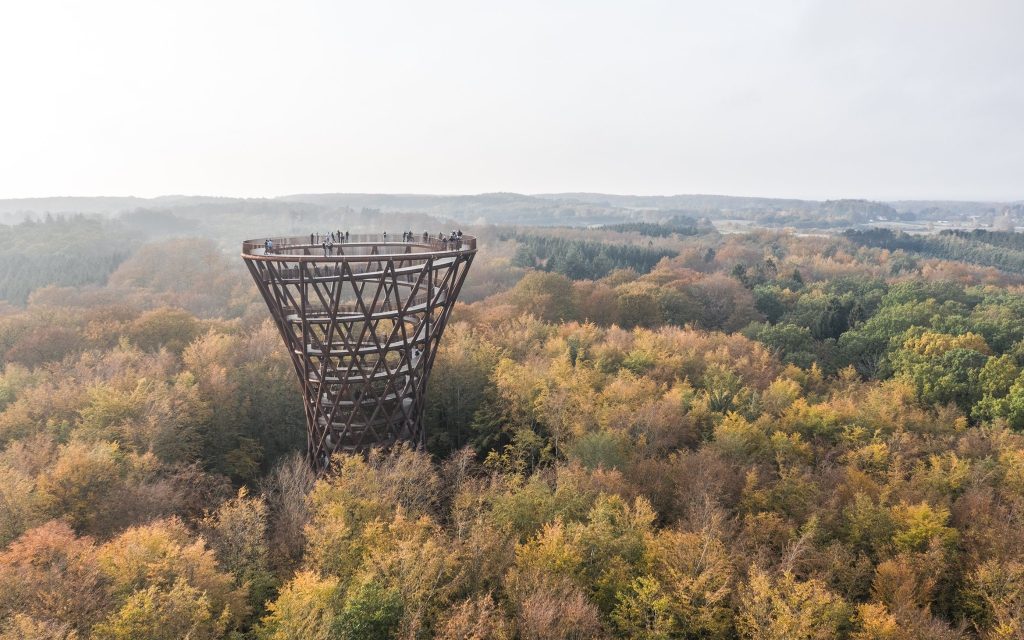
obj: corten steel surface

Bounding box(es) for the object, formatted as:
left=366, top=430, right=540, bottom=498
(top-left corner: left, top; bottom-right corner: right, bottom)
left=242, top=234, right=476, bottom=470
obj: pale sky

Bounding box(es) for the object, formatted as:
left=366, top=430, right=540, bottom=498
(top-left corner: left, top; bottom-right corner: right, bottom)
left=1, top=0, right=1022, bottom=201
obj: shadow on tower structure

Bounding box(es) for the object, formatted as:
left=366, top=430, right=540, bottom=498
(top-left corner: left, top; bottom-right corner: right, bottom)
left=242, top=233, right=476, bottom=471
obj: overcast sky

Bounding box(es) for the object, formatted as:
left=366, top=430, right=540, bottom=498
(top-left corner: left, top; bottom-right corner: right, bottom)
left=1, top=0, right=1022, bottom=201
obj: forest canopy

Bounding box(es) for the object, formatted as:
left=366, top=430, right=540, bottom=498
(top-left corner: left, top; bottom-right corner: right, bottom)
left=2, top=212, right=1024, bottom=638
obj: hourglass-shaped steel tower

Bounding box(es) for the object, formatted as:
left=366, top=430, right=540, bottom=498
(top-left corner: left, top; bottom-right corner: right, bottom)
left=242, top=233, right=475, bottom=470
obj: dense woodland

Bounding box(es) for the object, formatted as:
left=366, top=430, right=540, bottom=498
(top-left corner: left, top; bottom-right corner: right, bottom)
left=3, top=214, right=1024, bottom=638
left=508, top=233, right=679, bottom=280
left=845, top=228, right=1024, bottom=276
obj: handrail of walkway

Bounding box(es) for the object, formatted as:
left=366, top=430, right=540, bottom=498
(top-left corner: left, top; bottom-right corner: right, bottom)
left=241, top=233, right=476, bottom=261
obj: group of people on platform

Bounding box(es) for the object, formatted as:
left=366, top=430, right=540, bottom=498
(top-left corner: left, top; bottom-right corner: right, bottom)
left=440, top=230, right=464, bottom=249
left=321, top=230, right=353, bottom=255
left=262, top=228, right=466, bottom=255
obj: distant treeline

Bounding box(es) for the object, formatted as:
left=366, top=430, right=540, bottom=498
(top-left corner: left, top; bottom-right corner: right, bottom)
left=711, top=200, right=913, bottom=229
left=509, top=234, right=678, bottom=279
left=0, top=216, right=136, bottom=304
left=943, top=228, right=1024, bottom=251
left=602, top=215, right=707, bottom=237
left=845, top=228, right=1024, bottom=274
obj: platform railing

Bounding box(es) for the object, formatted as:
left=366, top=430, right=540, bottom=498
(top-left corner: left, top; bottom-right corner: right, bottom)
left=242, top=233, right=476, bottom=258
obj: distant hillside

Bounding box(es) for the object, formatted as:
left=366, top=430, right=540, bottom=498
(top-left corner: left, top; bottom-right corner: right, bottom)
left=0, top=195, right=272, bottom=217
left=0, top=196, right=150, bottom=215
left=276, top=192, right=631, bottom=226
left=535, top=192, right=813, bottom=212
left=888, top=200, right=1024, bottom=215
left=0, top=192, right=1018, bottom=229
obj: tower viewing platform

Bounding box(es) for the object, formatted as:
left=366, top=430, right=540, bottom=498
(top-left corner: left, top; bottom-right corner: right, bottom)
left=242, top=233, right=476, bottom=470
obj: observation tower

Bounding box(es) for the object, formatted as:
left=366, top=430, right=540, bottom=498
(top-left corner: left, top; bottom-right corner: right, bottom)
left=242, top=233, right=476, bottom=470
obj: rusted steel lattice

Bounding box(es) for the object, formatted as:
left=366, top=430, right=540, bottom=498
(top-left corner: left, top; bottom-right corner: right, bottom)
left=242, top=234, right=476, bottom=470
